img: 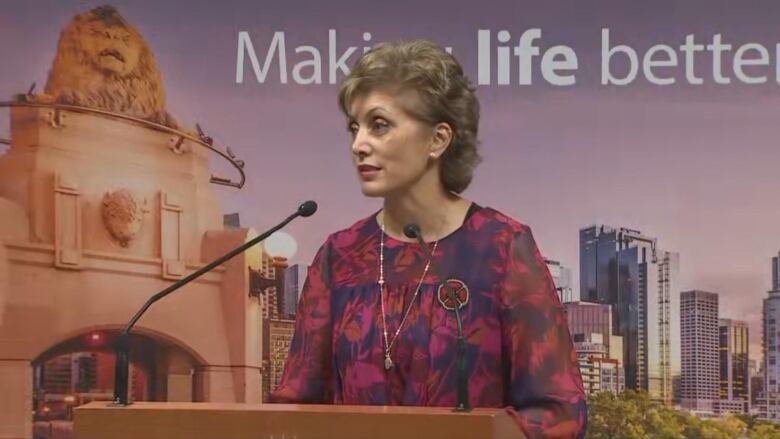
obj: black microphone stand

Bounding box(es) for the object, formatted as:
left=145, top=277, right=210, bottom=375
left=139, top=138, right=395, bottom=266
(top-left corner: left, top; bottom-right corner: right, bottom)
left=111, top=201, right=317, bottom=406
left=403, top=224, right=471, bottom=412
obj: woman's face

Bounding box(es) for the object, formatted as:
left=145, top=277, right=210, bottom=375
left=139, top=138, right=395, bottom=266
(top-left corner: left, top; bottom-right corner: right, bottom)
left=347, top=89, right=441, bottom=198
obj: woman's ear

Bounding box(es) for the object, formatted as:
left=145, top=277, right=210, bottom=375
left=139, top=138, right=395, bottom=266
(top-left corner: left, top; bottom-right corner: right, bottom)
left=429, top=122, right=453, bottom=159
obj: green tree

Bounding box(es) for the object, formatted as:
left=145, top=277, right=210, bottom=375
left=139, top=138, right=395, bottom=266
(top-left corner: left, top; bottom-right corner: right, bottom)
left=748, top=422, right=780, bottom=439
left=736, top=413, right=758, bottom=430
left=718, top=415, right=748, bottom=438
left=586, top=390, right=761, bottom=439
left=585, top=392, right=645, bottom=439
left=658, top=411, right=747, bottom=439
left=644, top=404, right=686, bottom=439
left=585, top=390, right=688, bottom=439
left=700, top=416, right=747, bottom=439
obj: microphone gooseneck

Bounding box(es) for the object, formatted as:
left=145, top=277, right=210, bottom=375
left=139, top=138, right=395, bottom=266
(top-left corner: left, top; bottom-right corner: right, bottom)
left=403, top=223, right=471, bottom=412
left=112, top=201, right=317, bottom=406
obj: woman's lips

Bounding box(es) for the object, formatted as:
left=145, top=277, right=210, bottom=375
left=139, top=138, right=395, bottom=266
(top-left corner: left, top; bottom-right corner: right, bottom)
left=357, top=164, right=381, bottom=180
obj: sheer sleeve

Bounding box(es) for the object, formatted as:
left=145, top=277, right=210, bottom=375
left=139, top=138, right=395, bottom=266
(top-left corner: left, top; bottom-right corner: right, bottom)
left=268, top=238, right=334, bottom=403
left=499, top=225, right=588, bottom=438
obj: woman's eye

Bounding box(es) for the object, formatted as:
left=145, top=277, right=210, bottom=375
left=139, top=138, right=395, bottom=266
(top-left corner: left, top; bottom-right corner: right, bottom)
left=347, top=123, right=359, bottom=135
left=372, top=119, right=389, bottom=132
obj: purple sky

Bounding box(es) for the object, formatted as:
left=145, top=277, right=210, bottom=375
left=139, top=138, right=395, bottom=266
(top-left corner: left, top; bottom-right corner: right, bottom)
left=2, top=0, right=780, bottom=352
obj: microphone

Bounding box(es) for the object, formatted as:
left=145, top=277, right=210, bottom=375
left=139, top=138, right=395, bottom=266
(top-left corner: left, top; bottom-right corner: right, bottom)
left=403, top=224, right=469, bottom=311
left=297, top=200, right=317, bottom=217
left=112, top=201, right=318, bottom=406
left=403, top=223, right=471, bottom=412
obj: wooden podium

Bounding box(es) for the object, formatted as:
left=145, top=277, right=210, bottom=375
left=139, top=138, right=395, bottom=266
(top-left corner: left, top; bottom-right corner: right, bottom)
left=74, top=401, right=526, bottom=439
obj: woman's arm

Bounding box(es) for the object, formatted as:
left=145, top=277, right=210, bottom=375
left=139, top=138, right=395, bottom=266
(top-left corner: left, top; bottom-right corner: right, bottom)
left=268, top=239, right=334, bottom=403
left=499, top=225, right=588, bottom=439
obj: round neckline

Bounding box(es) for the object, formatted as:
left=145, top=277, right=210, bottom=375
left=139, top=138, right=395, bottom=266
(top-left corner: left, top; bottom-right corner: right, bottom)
left=371, top=203, right=482, bottom=246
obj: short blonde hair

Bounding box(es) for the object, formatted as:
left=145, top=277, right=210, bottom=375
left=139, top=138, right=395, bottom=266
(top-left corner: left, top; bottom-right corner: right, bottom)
left=338, top=40, right=482, bottom=194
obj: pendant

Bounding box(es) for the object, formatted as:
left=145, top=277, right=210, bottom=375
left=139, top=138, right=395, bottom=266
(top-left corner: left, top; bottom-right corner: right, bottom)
left=384, top=354, right=394, bottom=371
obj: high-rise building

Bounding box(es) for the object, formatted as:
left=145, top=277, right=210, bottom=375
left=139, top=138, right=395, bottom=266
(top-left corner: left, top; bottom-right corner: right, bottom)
left=266, top=318, right=295, bottom=399
left=750, top=359, right=763, bottom=408
left=546, top=259, right=573, bottom=303
left=753, top=375, right=765, bottom=408
left=563, top=301, right=612, bottom=353
left=252, top=251, right=298, bottom=402
left=609, top=335, right=624, bottom=365
left=761, top=253, right=780, bottom=421
left=283, top=264, right=308, bottom=319
left=573, top=333, right=624, bottom=395
left=599, top=356, right=625, bottom=395
left=579, top=224, right=680, bottom=404
left=251, top=251, right=285, bottom=319
left=72, top=353, right=97, bottom=393
left=41, top=356, right=72, bottom=394
left=680, top=290, right=720, bottom=413
left=719, top=318, right=749, bottom=413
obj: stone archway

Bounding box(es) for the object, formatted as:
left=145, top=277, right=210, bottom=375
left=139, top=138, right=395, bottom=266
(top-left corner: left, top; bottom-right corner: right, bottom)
left=30, top=328, right=204, bottom=439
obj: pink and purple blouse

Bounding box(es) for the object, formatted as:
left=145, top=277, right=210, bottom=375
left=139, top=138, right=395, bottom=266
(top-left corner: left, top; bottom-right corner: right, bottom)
left=270, top=205, right=587, bottom=438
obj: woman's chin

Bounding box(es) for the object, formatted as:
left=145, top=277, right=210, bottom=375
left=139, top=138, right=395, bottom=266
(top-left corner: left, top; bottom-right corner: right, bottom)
left=360, top=186, right=386, bottom=198
left=356, top=179, right=388, bottom=197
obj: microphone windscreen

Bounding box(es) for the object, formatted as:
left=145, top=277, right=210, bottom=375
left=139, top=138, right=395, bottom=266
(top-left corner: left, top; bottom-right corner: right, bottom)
left=403, top=223, right=421, bottom=239
left=298, top=200, right=318, bottom=217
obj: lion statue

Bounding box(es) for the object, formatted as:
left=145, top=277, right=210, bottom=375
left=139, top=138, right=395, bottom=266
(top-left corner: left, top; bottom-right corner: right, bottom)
left=35, top=5, right=178, bottom=128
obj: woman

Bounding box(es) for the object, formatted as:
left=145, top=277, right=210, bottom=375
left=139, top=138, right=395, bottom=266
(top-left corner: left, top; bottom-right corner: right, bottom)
left=270, top=39, right=587, bottom=438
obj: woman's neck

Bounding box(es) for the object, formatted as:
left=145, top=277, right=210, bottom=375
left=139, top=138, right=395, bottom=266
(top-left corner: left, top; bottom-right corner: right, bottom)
left=379, top=182, right=470, bottom=243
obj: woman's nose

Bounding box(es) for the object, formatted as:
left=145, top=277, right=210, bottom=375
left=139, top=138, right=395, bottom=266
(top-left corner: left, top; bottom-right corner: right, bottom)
left=351, top=130, right=371, bottom=158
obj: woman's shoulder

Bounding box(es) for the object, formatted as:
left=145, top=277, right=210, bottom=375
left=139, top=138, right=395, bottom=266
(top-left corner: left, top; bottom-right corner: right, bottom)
left=319, top=211, right=380, bottom=255
left=471, top=206, right=548, bottom=272
left=467, top=204, right=532, bottom=238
